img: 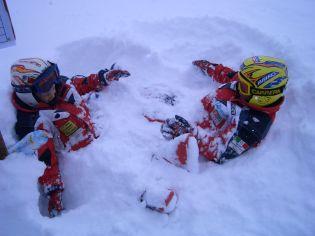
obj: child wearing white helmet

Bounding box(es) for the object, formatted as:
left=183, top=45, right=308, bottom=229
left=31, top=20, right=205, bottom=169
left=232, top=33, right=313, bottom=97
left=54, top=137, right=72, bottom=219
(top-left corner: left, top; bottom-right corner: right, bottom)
left=11, top=58, right=130, bottom=217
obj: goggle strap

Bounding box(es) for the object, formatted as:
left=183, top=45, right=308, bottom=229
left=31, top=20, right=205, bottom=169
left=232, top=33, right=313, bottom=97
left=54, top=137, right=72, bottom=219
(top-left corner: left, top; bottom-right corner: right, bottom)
left=250, top=85, right=285, bottom=96
left=47, top=61, right=60, bottom=77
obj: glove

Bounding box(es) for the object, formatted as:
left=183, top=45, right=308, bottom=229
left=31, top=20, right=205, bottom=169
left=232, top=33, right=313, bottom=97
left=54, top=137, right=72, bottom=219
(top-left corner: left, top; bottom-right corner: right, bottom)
left=98, top=63, right=130, bottom=86
left=38, top=166, right=64, bottom=217
left=48, top=189, right=64, bottom=217
left=161, top=115, right=192, bottom=140
left=193, top=60, right=237, bottom=83
left=38, top=167, right=64, bottom=196
left=140, top=188, right=178, bottom=214
left=192, top=60, right=218, bottom=77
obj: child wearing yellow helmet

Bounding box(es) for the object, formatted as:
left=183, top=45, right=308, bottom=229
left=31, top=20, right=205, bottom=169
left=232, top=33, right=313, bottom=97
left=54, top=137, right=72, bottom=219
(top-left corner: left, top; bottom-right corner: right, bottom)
left=10, top=58, right=130, bottom=217
left=159, top=56, right=288, bottom=166
left=142, top=56, right=288, bottom=213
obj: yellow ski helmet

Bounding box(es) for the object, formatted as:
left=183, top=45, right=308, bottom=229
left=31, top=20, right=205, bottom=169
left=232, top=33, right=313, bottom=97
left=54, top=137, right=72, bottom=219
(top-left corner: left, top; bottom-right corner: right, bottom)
left=238, top=56, right=288, bottom=107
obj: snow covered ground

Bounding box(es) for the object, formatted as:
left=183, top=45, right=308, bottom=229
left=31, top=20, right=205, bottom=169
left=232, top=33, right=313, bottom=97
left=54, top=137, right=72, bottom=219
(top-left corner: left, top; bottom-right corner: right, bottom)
left=1, top=0, right=315, bottom=235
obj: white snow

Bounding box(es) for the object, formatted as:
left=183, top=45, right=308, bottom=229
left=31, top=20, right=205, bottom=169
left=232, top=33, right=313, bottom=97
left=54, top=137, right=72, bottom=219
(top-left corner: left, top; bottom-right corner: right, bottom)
left=1, top=0, right=315, bottom=235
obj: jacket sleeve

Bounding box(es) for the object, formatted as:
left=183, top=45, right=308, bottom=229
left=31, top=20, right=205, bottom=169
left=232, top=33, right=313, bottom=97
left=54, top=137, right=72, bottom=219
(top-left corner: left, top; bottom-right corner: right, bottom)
left=212, top=64, right=239, bottom=84
left=195, top=96, right=241, bottom=162
left=70, top=74, right=103, bottom=96
left=15, top=110, right=39, bottom=140
left=34, top=117, right=64, bottom=195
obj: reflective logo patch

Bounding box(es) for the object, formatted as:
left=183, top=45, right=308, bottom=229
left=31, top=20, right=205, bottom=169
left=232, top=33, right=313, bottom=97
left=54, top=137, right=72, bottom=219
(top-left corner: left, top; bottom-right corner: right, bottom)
left=60, top=121, right=79, bottom=136
left=210, top=101, right=228, bottom=127
left=256, top=72, right=279, bottom=86
left=250, top=88, right=282, bottom=96
left=210, top=109, right=224, bottom=127
left=264, top=77, right=286, bottom=88
left=229, top=136, right=249, bottom=155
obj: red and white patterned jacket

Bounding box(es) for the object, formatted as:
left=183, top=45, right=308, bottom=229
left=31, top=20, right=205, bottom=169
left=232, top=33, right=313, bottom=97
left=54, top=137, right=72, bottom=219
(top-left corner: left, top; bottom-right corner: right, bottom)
left=12, top=73, right=104, bottom=191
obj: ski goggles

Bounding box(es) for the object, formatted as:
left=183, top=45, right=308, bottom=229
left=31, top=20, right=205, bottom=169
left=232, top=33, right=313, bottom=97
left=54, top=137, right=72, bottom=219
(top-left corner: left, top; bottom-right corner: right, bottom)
left=238, top=72, right=252, bottom=96
left=32, top=63, right=60, bottom=94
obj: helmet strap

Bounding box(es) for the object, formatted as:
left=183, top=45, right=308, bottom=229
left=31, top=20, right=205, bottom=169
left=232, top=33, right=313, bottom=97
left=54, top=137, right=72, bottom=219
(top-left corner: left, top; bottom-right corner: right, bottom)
left=48, top=61, right=60, bottom=77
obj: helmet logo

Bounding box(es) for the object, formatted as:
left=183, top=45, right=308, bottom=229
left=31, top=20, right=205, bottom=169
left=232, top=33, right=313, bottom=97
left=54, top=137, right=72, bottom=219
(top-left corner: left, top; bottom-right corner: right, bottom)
left=251, top=88, right=282, bottom=96
left=264, top=77, right=286, bottom=88
left=256, top=71, right=279, bottom=86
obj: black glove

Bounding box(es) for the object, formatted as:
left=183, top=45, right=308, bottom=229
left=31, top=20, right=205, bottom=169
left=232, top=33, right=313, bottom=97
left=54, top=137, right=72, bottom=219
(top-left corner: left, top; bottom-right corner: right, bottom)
left=160, top=115, right=192, bottom=140
left=98, top=63, right=130, bottom=86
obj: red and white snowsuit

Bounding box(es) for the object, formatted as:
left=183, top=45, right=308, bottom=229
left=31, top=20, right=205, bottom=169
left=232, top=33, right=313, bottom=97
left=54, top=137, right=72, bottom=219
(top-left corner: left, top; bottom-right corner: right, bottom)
left=12, top=74, right=104, bottom=203
left=169, top=64, right=284, bottom=168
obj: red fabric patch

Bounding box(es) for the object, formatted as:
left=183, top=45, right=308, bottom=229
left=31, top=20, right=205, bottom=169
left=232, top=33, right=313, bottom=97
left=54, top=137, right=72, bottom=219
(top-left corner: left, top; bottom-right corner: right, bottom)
left=176, top=141, right=188, bottom=165
left=165, top=191, right=175, bottom=207
left=216, top=88, right=236, bottom=101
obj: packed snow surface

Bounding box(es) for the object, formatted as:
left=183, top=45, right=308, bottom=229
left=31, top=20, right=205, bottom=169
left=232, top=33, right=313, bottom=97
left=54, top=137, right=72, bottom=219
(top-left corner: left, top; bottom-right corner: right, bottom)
left=1, top=0, right=315, bottom=235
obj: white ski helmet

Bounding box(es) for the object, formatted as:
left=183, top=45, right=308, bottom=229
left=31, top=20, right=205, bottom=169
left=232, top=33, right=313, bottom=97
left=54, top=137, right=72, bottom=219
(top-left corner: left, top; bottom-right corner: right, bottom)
left=11, top=58, right=60, bottom=107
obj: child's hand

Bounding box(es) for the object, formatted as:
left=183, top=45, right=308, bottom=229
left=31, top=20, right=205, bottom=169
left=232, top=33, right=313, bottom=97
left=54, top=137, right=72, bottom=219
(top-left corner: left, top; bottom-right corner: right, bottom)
left=98, top=63, right=130, bottom=86
left=192, top=60, right=218, bottom=77
left=160, top=115, right=192, bottom=140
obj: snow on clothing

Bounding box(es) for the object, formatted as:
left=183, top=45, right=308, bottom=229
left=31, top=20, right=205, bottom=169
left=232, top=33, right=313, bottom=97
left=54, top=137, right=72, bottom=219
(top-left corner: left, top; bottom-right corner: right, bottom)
left=172, top=63, right=283, bottom=166
left=11, top=73, right=103, bottom=213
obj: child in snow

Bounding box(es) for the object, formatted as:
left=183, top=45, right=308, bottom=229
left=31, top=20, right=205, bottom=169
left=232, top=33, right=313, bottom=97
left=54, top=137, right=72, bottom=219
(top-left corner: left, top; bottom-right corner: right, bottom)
left=141, top=56, right=289, bottom=214
left=160, top=56, right=289, bottom=169
left=10, top=58, right=130, bottom=217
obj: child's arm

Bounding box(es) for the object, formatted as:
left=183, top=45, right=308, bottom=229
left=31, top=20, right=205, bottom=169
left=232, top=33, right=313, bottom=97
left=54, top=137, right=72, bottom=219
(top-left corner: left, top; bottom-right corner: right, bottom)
left=193, top=60, right=238, bottom=84
left=70, top=64, right=130, bottom=96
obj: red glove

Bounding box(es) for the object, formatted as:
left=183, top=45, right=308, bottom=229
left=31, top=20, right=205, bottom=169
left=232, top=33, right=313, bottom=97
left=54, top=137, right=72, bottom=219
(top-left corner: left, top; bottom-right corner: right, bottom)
left=192, top=60, right=218, bottom=77
left=38, top=166, right=64, bottom=217
left=98, top=63, right=130, bottom=86
left=48, top=189, right=64, bottom=217
left=193, top=60, right=238, bottom=83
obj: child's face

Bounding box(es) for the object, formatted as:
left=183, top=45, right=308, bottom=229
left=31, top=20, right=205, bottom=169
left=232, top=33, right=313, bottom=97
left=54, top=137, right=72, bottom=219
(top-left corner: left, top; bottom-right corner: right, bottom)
left=35, top=84, right=56, bottom=103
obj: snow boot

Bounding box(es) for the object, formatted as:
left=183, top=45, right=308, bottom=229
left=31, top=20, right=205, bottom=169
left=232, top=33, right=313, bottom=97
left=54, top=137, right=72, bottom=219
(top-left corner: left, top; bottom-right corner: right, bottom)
left=140, top=187, right=178, bottom=214
left=156, top=133, right=199, bottom=173
left=38, top=166, right=64, bottom=217
left=48, top=189, right=64, bottom=217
